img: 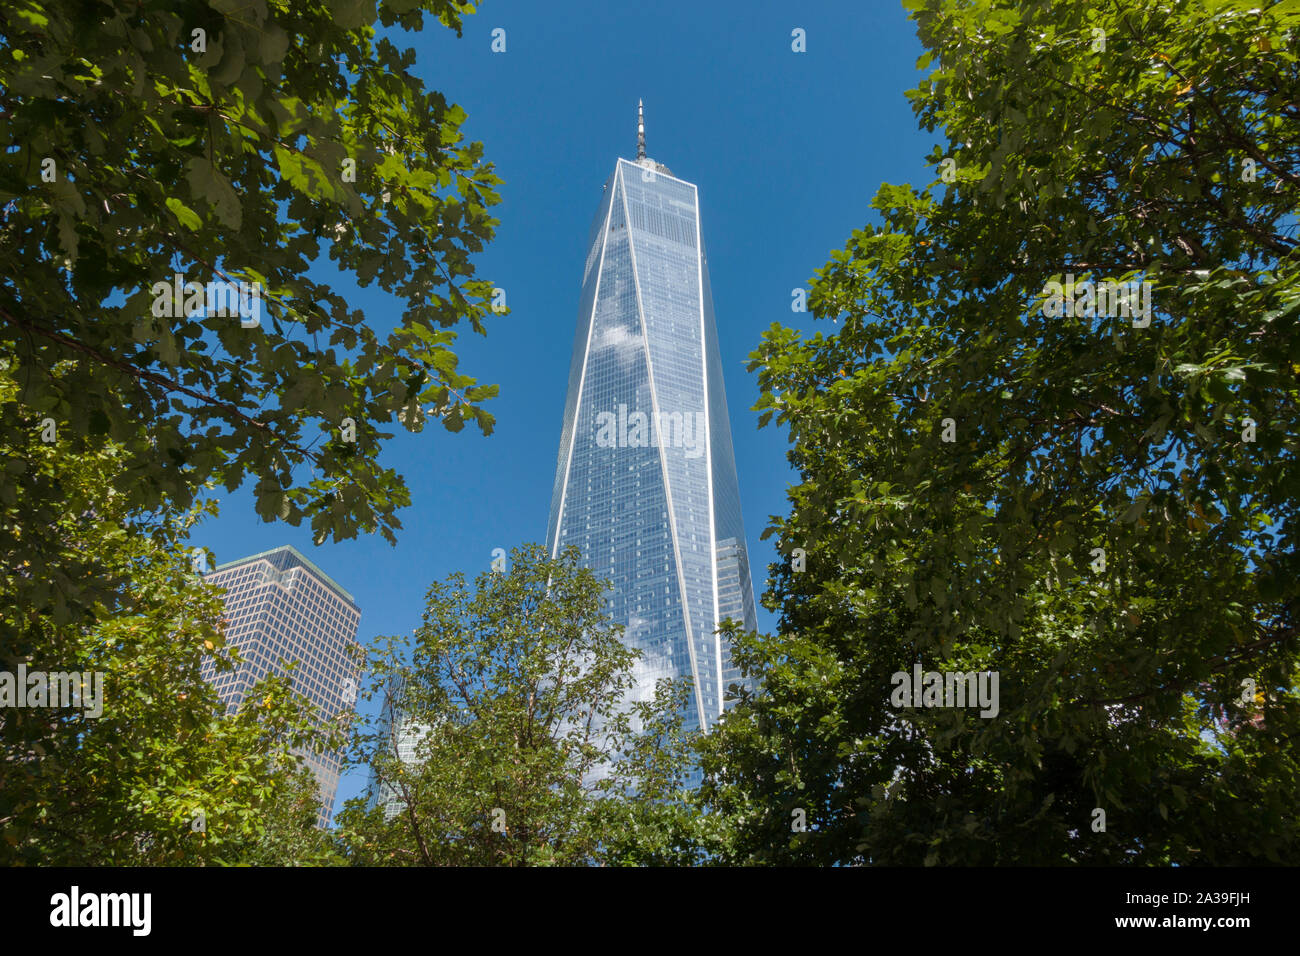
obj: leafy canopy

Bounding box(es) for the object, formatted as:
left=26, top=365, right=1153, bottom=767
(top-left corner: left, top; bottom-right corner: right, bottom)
left=701, top=0, right=1300, bottom=865
left=335, top=543, right=712, bottom=866
left=1, top=357, right=339, bottom=865
left=0, top=0, right=502, bottom=558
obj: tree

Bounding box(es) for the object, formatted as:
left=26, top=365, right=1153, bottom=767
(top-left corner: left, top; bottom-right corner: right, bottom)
left=701, top=0, right=1300, bottom=864
left=334, top=544, right=710, bottom=866
left=0, top=0, right=502, bottom=576
left=0, top=0, right=499, bottom=863
left=1, top=357, right=340, bottom=864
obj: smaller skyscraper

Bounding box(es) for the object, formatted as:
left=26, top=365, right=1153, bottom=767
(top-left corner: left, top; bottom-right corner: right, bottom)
left=203, top=545, right=362, bottom=826
left=366, top=677, right=430, bottom=820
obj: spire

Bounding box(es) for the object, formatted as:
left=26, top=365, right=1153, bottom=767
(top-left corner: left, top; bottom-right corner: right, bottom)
left=636, top=98, right=646, bottom=160
left=631, top=99, right=672, bottom=176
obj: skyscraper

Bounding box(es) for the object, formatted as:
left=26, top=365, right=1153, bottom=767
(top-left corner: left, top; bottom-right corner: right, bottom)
left=366, top=676, right=430, bottom=820
left=203, top=545, right=362, bottom=826
left=546, top=103, right=758, bottom=742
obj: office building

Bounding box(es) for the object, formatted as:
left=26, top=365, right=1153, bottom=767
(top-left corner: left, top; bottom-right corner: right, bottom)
left=203, top=545, right=362, bottom=826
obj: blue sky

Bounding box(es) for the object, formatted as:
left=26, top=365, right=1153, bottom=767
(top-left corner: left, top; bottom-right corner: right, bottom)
left=191, top=0, right=935, bottom=810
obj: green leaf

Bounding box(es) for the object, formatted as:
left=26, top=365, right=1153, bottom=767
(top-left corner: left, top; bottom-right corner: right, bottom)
left=185, top=157, right=242, bottom=229
left=328, top=0, right=376, bottom=29
left=273, top=147, right=338, bottom=202
left=166, top=197, right=202, bottom=231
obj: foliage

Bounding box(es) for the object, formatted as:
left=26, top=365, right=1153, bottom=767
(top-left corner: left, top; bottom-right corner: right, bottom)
left=0, top=0, right=502, bottom=570
left=702, top=0, right=1300, bottom=864
left=1, top=357, right=339, bottom=864
left=335, top=544, right=712, bottom=866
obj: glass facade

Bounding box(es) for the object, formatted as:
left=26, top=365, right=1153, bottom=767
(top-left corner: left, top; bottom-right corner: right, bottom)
left=366, top=676, right=430, bottom=820
left=546, top=156, right=758, bottom=746
left=202, top=545, right=362, bottom=826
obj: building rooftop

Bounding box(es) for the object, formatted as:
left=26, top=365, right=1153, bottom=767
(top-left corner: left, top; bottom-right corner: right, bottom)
left=212, top=544, right=358, bottom=607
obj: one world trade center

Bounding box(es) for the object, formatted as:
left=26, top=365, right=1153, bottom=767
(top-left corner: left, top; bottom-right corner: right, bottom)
left=545, top=103, right=758, bottom=738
